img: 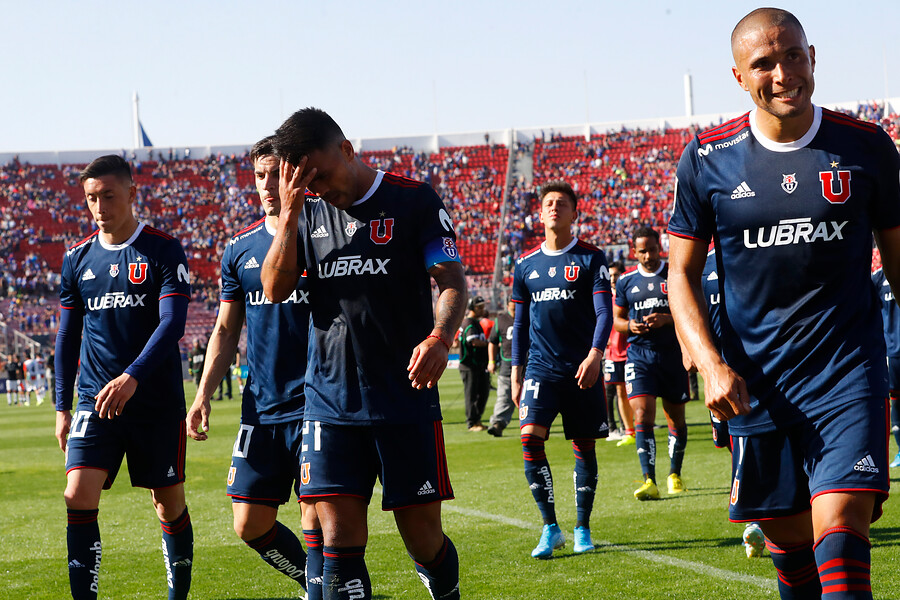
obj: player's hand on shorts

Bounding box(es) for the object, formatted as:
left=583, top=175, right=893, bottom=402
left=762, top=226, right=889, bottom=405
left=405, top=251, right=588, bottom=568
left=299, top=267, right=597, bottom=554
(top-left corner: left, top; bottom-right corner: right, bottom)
left=56, top=410, right=72, bottom=452
left=186, top=396, right=211, bottom=441
left=279, top=156, right=317, bottom=215
left=703, top=362, right=750, bottom=421
left=511, top=365, right=524, bottom=406
left=575, top=348, right=603, bottom=389
left=94, top=373, right=138, bottom=419
left=407, top=336, right=449, bottom=390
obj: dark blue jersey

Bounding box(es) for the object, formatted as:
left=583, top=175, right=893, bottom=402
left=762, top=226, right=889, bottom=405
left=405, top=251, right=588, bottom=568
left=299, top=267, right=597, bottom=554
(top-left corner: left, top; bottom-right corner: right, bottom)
left=221, top=218, right=309, bottom=424
left=872, top=268, right=900, bottom=358
left=511, top=239, right=612, bottom=381
left=59, top=223, right=191, bottom=421
left=702, top=248, right=722, bottom=344
left=615, top=261, right=679, bottom=350
left=668, top=106, right=900, bottom=434
left=298, top=171, right=461, bottom=425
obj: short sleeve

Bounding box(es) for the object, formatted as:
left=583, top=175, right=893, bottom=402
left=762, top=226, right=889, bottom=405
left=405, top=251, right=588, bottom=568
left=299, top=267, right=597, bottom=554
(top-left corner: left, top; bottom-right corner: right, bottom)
left=158, top=239, right=192, bottom=300
left=416, top=185, right=461, bottom=269
left=220, top=242, right=241, bottom=302
left=59, top=252, right=84, bottom=312
left=667, top=138, right=715, bottom=242
left=591, top=251, right=611, bottom=295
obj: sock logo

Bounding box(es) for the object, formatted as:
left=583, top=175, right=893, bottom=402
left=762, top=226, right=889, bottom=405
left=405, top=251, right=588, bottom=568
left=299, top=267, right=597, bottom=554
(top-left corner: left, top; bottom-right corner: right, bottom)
left=338, top=578, right=366, bottom=599
left=538, top=465, right=555, bottom=504
left=89, top=540, right=102, bottom=593
left=262, top=549, right=305, bottom=581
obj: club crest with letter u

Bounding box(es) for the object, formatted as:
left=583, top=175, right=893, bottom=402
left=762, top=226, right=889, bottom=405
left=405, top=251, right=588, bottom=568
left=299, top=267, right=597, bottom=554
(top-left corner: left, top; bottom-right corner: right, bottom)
left=128, top=262, right=148, bottom=284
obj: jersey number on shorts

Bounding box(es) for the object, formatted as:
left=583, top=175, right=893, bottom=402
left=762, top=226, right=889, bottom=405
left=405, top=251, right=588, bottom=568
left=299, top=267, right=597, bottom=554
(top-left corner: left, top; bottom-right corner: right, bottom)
left=523, top=379, right=540, bottom=399
left=233, top=424, right=254, bottom=458
left=301, top=420, right=321, bottom=452
left=624, top=363, right=636, bottom=382
left=70, top=410, right=92, bottom=438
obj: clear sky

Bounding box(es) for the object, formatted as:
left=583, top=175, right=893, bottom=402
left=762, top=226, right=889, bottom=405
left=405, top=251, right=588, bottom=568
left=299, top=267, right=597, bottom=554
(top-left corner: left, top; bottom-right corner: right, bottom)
left=3, top=0, right=898, bottom=153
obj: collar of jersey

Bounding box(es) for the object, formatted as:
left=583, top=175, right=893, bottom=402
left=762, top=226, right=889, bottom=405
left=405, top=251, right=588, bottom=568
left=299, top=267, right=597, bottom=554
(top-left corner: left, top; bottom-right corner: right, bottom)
left=749, top=104, right=821, bottom=153
left=350, top=170, right=385, bottom=207
left=540, top=237, right=578, bottom=256
left=98, top=222, right=144, bottom=251
left=637, top=260, right=666, bottom=277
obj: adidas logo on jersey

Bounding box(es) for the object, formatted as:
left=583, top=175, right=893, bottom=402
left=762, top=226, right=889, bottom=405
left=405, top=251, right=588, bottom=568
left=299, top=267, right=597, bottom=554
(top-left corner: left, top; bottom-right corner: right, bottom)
left=707, top=270, right=718, bottom=281
left=853, top=455, right=879, bottom=473
left=528, top=271, right=540, bottom=279
left=82, top=269, right=96, bottom=281
left=731, top=181, right=756, bottom=199
left=311, top=225, right=329, bottom=238
left=631, top=285, right=640, bottom=293
left=417, top=481, right=436, bottom=496
left=244, top=256, right=260, bottom=269
left=167, top=466, right=176, bottom=478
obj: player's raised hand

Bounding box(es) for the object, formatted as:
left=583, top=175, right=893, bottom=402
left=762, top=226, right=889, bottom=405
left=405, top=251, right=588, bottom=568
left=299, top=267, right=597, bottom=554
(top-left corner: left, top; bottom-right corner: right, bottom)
left=279, top=156, right=316, bottom=216
left=94, top=373, right=138, bottom=419
left=575, top=348, right=603, bottom=389
left=703, top=362, right=751, bottom=421
left=407, top=335, right=449, bottom=390
left=186, top=396, right=211, bottom=441
left=56, top=410, right=72, bottom=452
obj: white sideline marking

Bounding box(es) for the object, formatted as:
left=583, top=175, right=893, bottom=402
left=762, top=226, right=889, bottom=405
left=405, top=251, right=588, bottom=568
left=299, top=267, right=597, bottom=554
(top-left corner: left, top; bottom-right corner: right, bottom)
left=441, top=502, right=778, bottom=591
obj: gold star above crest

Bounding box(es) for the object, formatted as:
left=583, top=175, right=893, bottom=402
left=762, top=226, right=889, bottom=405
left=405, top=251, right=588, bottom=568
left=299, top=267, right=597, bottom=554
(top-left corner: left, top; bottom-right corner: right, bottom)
left=830, top=161, right=839, bottom=168
left=379, top=211, right=386, bottom=217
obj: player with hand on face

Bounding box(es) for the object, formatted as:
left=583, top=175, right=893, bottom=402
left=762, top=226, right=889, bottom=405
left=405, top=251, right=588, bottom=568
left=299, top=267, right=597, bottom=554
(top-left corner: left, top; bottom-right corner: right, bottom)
left=261, top=107, right=467, bottom=600
left=668, top=8, right=900, bottom=598
left=55, top=155, right=193, bottom=600
left=186, top=136, right=322, bottom=599
left=614, top=227, right=689, bottom=501
left=511, top=180, right=613, bottom=559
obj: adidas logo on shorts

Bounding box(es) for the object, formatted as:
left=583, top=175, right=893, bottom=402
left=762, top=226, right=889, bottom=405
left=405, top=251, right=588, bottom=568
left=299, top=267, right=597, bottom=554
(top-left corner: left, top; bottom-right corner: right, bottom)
left=417, top=481, right=436, bottom=496
left=853, top=455, right=879, bottom=473
left=167, top=466, right=176, bottom=478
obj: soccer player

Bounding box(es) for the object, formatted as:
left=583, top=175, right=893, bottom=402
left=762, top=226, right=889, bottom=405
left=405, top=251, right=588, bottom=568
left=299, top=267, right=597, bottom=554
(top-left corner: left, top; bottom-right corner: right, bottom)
left=6, top=354, right=22, bottom=406
left=613, top=227, right=689, bottom=500
left=186, top=137, right=321, bottom=598
left=54, top=155, right=193, bottom=600
left=188, top=338, right=205, bottom=387
left=459, top=294, right=490, bottom=431
left=24, top=352, right=47, bottom=406
left=604, top=261, right=634, bottom=446
left=872, top=262, right=900, bottom=470
left=261, top=107, right=467, bottom=600
left=667, top=8, right=900, bottom=598
left=486, top=296, right=515, bottom=437
left=511, top=180, right=612, bottom=559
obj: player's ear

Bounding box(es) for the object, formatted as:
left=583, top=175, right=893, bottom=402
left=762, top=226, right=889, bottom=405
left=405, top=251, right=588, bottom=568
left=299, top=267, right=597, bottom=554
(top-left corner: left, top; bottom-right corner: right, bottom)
left=808, top=44, right=815, bottom=72
left=732, top=66, right=749, bottom=91
left=340, top=139, right=355, bottom=162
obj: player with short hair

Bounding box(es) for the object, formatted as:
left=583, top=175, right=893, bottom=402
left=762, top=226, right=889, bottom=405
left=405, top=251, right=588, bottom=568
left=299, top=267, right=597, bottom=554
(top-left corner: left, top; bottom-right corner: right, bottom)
left=668, top=8, right=900, bottom=598
left=24, top=352, right=47, bottom=406
left=6, top=354, right=22, bottom=406
left=186, top=136, right=321, bottom=598
left=614, top=226, right=689, bottom=500
left=261, top=107, right=467, bottom=600
left=459, top=294, right=490, bottom=431
left=486, top=296, right=516, bottom=437
left=511, top=180, right=612, bottom=558
left=55, top=154, right=193, bottom=600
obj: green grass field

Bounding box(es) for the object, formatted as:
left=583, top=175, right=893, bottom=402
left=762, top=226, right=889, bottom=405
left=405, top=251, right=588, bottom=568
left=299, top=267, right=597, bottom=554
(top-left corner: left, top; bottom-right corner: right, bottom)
left=3, top=377, right=900, bottom=599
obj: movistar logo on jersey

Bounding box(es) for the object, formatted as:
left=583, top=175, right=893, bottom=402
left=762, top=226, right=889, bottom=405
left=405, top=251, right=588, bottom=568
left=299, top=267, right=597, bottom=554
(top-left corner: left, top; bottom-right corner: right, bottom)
left=743, top=218, right=848, bottom=249
left=634, top=297, right=669, bottom=311
left=246, top=289, right=309, bottom=305
left=318, top=255, right=390, bottom=278
left=697, top=131, right=749, bottom=157
left=86, top=292, right=147, bottom=311
left=531, top=287, right=575, bottom=302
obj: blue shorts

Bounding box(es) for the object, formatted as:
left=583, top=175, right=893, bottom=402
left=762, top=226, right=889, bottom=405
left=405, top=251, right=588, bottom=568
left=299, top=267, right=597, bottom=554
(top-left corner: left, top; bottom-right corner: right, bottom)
left=728, top=398, right=889, bottom=523
left=624, top=345, right=689, bottom=403
left=65, top=409, right=186, bottom=490
left=299, top=420, right=453, bottom=510
left=888, top=356, right=900, bottom=399
left=603, top=359, right=625, bottom=385
left=227, top=419, right=304, bottom=506
left=518, top=374, right=608, bottom=440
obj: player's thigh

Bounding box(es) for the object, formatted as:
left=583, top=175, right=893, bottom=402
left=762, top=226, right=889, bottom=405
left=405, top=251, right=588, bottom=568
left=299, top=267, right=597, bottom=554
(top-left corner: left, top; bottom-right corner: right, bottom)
left=376, top=420, right=454, bottom=510
left=394, top=501, right=445, bottom=562
left=124, top=417, right=186, bottom=489
left=65, top=408, right=127, bottom=490
left=315, top=495, right=369, bottom=547
left=64, top=467, right=108, bottom=509
left=227, top=420, right=302, bottom=505
left=558, top=379, right=609, bottom=439
left=729, top=428, right=811, bottom=523
left=657, top=350, right=690, bottom=405
left=232, top=502, right=279, bottom=540
left=519, top=374, right=561, bottom=434
left=803, top=398, right=889, bottom=524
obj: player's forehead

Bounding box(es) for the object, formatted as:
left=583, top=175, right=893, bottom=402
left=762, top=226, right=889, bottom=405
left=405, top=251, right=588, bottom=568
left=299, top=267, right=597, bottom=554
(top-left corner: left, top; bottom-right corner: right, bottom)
left=541, top=191, right=573, bottom=207
left=733, top=20, right=806, bottom=64
left=254, top=155, right=279, bottom=174
left=83, top=174, right=130, bottom=194
left=634, top=236, right=659, bottom=249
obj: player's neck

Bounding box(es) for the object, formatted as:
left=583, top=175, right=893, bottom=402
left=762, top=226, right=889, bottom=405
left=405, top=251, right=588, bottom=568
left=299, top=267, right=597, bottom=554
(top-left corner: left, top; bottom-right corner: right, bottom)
left=754, top=105, right=815, bottom=143
left=99, top=217, right=139, bottom=246
left=543, top=228, right=574, bottom=251
left=353, top=160, right=378, bottom=201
